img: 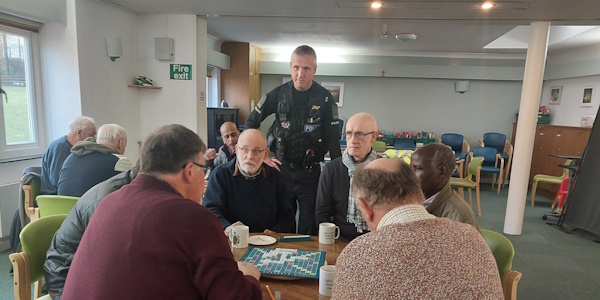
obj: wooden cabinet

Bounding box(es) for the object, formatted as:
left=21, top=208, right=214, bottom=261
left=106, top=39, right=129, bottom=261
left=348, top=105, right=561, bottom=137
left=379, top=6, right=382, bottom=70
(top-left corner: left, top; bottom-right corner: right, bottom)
left=512, top=123, right=591, bottom=197
left=220, top=42, right=261, bottom=125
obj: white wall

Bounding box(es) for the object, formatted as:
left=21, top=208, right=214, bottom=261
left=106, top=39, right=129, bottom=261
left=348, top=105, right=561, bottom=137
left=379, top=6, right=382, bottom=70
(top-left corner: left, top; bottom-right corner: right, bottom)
left=0, top=0, right=66, bottom=23
left=137, top=14, right=200, bottom=139
left=75, top=0, right=141, bottom=161
left=261, top=75, right=523, bottom=146
left=540, top=75, right=600, bottom=126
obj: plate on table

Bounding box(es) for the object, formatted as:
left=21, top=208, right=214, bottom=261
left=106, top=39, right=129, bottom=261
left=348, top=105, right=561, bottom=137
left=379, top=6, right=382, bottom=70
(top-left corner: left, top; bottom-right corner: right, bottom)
left=248, top=235, right=277, bottom=246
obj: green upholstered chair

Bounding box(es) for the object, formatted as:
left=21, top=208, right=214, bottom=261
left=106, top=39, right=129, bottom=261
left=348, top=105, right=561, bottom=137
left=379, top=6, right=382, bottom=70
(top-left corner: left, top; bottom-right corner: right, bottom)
left=372, top=140, right=387, bottom=153
left=450, top=156, right=484, bottom=216
left=530, top=159, right=572, bottom=207
left=36, top=195, right=79, bottom=218
left=22, top=173, right=41, bottom=224
left=9, top=214, right=67, bottom=300
left=481, top=229, right=523, bottom=300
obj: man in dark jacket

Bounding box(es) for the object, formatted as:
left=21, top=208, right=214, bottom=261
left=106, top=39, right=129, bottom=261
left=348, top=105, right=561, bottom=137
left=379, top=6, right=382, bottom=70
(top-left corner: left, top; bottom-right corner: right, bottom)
left=44, top=163, right=139, bottom=300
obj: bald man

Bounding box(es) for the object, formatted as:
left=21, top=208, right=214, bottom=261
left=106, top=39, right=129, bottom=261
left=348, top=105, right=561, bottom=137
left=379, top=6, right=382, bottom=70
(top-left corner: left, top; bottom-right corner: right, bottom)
left=205, top=122, right=240, bottom=169
left=410, top=143, right=479, bottom=230
left=315, top=112, right=378, bottom=241
left=203, top=129, right=295, bottom=236
left=331, top=159, right=503, bottom=299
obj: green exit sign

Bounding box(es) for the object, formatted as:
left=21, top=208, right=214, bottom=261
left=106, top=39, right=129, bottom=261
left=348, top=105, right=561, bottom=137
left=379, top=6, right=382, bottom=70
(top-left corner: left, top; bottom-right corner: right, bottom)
left=170, top=64, right=192, bottom=80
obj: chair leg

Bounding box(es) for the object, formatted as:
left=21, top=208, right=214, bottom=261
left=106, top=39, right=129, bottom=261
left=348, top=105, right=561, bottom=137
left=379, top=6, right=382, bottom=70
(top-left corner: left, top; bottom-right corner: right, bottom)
left=468, top=188, right=473, bottom=210
left=34, top=280, right=42, bottom=299
left=476, top=185, right=482, bottom=216
left=497, top=170, right=503, bottom=194
left=458, top=187, right=464, bottom=198
left=531, top=180, right=538, bottom=207
left=492, top=174, right=496, bottom=189
left=502, top=162, right=511, bottom=188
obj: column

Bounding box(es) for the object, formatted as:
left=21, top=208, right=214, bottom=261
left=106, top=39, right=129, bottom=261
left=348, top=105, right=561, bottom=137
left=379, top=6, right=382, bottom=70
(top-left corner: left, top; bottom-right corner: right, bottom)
left=504, top=22, right=551, bottom=235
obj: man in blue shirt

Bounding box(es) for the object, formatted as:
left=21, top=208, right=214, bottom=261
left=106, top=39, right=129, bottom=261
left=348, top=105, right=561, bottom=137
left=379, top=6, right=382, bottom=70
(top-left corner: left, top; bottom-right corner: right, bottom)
left=40, top=116, right=96, bottom=195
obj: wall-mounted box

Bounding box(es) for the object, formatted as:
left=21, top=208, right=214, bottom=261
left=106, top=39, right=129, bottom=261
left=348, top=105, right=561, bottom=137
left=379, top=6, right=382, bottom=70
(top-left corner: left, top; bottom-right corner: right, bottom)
left=154, top=37, right=174, bottom=61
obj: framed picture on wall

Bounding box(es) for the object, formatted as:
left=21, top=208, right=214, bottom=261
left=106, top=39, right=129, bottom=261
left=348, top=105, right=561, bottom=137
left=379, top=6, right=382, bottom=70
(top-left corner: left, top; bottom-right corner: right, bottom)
left=321, top=82, right=345, bottom=107
left=549, top=86, right=562, bottom=104
left=581, top=86, right=595, bottom=107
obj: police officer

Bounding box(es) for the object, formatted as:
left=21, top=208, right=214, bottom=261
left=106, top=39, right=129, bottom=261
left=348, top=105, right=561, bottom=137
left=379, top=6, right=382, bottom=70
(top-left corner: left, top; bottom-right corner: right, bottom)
left=245, top=45, right=341, bottom=235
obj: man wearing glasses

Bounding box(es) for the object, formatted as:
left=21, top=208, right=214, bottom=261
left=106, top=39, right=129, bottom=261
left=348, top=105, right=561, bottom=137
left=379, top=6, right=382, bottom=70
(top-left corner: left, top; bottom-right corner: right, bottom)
left=245, top=45, right=341, bottom=235
left=203, top=129, right=296, bottom=236
left=316, top=113, right=379, bottom=241
left=62, top=124, right=262, bottom=299
left=205, top=122, right=240, bottom=168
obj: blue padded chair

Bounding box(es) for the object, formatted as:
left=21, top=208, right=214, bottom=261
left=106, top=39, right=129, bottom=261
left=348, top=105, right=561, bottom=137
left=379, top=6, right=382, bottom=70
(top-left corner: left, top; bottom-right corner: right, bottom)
left=338, top=118, right=345, bottom=140
left=440, top=133, right=470, bottom=160
left=472, top=147, right=504, bottom=194
left=393, top=140, right=416, bottom=150
left=480, top=132, right=513, bottom=187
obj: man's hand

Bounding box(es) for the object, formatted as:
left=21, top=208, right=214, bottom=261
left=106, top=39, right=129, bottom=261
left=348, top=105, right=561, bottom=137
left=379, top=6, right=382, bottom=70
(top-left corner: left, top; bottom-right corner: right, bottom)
left=237, top=261, right=261, bottom=281
left=224, top=221, right=245, bottom=237
left=264, top=157, right=282, bottom=171
left=263, top=229, right=276, bottom=234
left=205, top=148, right=217, bottom=161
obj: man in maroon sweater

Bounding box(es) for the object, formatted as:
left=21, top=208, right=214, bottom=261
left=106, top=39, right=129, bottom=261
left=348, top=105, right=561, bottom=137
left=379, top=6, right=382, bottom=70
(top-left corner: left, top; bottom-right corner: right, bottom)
left=62, top=124, right=262, bottom=300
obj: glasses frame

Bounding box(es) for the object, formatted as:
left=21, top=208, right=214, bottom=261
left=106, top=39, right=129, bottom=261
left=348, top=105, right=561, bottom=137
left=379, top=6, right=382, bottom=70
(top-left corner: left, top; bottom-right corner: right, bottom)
left=343, top=131, right=376, bottom=140
left=183, top=161, right=212, bottom=173
left=237, top=147, right=267, bottom=156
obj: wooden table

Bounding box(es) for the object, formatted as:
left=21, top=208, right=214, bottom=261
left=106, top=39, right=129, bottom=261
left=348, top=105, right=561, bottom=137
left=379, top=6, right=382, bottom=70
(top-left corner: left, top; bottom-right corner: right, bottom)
left=232, top=233, right=348, bottom=300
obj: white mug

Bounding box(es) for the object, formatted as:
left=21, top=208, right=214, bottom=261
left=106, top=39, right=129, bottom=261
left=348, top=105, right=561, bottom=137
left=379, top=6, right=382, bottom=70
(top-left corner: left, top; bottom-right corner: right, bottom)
left=319, top=265, right=336, bottom=296
left=229, top=225, right=249, bottom=248
left=319, top=222, right=340, bottom=244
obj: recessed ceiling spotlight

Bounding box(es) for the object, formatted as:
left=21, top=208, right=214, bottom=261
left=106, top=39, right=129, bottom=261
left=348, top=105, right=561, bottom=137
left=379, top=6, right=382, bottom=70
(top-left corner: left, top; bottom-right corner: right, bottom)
left=480, top=2, right=495, bottom=9
left=395, top=33, right=417, bottom=42
left=371, top=2, right=383, bottom=9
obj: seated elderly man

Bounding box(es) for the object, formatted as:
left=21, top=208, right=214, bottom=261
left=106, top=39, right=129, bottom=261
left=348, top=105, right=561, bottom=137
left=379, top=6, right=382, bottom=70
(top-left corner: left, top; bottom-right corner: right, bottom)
left=44, top=162, right=139, bottom=300
left=315, top=112, right=378, bottom=241
left=205, top=121, right=239, bottom=168
left=203, top=129, right=295, bottom=235
left=332, top=159, right=503, bottom=299
left=410, top=143, right=480, bottom=230
left=40, top=116, right=96, bottom=195
left=57, top=123, right=133, bottom=197
left=62, top=124, right=261, bottom=299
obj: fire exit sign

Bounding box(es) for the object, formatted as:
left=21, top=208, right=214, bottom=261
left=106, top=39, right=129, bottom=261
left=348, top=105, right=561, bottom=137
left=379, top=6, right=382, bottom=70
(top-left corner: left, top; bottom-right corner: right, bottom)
left=170, top=64, right=192, bottom=80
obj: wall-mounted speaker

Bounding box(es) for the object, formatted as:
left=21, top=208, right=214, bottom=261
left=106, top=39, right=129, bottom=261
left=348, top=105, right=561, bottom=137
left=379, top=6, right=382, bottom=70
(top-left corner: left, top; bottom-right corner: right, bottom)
left=154, top=37, right=174, bottom=61
left=455, top=80, right=470, bottom=94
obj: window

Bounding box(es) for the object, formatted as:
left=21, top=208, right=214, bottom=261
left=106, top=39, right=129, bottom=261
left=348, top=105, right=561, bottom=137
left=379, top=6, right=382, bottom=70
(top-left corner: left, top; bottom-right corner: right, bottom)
left=206, top=66, right=220, bottom=108
left=0, top=21, right=45, bottom=162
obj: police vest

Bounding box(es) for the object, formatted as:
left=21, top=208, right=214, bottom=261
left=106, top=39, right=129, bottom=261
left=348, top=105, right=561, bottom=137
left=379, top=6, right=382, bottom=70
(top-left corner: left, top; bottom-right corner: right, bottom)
left=268, top=82, right=331, bottom=165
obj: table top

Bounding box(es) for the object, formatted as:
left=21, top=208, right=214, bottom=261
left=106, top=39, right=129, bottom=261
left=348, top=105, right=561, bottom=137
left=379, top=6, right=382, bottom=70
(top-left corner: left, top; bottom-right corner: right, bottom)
left=232, top=233, right=348, bottom=300
left=549, top=154, right=582, bottom=160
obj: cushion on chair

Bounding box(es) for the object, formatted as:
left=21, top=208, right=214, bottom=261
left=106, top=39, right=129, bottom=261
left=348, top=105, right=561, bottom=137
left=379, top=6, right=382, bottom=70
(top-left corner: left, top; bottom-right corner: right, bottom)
left=481, top=166, right=502, bottom=174
left=533, top=174, right=563, bottom=184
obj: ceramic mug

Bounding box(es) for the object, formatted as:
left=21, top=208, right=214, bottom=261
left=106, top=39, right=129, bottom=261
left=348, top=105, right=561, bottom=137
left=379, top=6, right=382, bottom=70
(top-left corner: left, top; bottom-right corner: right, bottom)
left=319, top=222, right=340, bottom=244
left=229, top=225, right=249, bottom=248
left=319, top=265, right=336, bottom=296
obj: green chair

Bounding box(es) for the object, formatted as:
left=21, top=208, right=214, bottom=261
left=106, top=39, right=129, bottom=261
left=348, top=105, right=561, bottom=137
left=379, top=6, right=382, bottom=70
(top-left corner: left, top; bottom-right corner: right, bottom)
left=21, top=173, right=41, bottom=224
left=9, top=214, right=67, bottom=300
left=372, top=140, right=387, bottom=152
left=530, top=159, right=572, bottom=207
left=481, top=229, right=523, bottom=300
left=450, top=156, right=484, bottom=216
left=36, top=195, right=79, bottom=218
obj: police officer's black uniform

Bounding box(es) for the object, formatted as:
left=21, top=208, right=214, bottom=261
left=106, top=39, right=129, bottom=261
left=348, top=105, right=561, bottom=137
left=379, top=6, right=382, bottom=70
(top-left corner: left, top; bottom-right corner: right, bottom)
left=245, top=80, right=341, bottom=234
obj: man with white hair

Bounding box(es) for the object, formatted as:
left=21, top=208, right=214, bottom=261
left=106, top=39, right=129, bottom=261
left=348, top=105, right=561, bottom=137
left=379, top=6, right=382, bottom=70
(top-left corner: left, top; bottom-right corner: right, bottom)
left=57, top=123, right=133, bottom=197
left=40, top=116, right=96, bottom=195
left=203, top=129, right=295, bottom=235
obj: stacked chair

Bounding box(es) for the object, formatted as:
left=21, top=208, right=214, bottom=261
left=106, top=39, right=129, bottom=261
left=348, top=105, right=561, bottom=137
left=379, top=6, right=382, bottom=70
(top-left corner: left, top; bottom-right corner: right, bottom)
left=481, top=229, right=523, bottom=300
left=450, top=156, right=484, bottom=216
left=439, top=133, right=470, bottom=177
left=479, top=132, right=513, bottom=187
left=473, top=147, right=504, bottom=194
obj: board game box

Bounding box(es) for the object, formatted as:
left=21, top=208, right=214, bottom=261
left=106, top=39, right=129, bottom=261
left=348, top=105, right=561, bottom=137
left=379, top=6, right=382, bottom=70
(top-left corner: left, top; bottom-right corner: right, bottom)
left=239, top=247, right=326, bottom=279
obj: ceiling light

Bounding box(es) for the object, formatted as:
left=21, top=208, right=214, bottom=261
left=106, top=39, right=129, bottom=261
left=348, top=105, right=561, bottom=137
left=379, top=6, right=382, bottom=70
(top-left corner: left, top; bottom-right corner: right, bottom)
left=480, top=2, right=495, bottom=9
left=395, top=33, right=417, bottom=42
left=371, top=2, right=383, bottom=9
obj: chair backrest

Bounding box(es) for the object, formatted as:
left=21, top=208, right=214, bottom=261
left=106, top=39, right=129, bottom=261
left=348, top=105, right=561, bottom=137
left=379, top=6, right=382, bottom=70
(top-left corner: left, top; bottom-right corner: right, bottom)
left=20, top=172, right=41, bottom=225
left=383, top=149, right=413, bottom=164
left=372, top=141, right=387, bottom=152
left=482, top=132, right=507, bottom=153
left=441, top=133, right=464, bottom=151
left=22, top=166, right=41, bottom=175
left=561, top=159, right=573, bottom=178
left=20, top=214, right=67, bottom=283
left=393, top=140, right=416, bottom=150
left=480, top=229, right=515, bottom=278
left=468, top=156, right=484, bottom=180
left=36, top=195, right=79, bottom=218
left=338, top=118, right=345, bottom=140
left=473, top=147, right=499, bottom=163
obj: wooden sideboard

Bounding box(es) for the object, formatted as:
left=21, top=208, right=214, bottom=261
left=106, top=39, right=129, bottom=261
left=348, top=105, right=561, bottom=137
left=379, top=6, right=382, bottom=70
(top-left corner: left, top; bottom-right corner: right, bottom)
left=512, top=123, right=591, bottom=198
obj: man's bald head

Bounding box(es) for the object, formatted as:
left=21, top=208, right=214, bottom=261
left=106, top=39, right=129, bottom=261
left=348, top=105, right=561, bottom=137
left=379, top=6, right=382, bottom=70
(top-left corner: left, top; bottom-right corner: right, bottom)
left=219, top=122, right=239, bottom=152
left=237, top=129, right=267, bottom=149
left=345, top=112, right=378, bottom=162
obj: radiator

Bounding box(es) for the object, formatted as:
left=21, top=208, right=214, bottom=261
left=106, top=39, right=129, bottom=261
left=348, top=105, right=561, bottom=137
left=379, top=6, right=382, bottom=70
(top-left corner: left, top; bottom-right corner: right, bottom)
left=0, top=182, right=19, bottom=238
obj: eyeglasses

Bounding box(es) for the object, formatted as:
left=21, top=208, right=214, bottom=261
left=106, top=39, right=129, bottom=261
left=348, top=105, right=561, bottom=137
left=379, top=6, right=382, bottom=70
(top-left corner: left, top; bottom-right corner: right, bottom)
left=238, top=147, right=267, bottom=155
left=343, top=131, right=375, bottom=140
left=183, top=162, right=212, bottom=173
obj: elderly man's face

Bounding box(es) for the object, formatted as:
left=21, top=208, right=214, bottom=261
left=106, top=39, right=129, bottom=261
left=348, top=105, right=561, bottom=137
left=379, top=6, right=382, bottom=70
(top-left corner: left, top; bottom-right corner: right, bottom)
left=220, top=124, right=239, bottom=152
left=345, top=115, right=377, bottom=162
left=236, top=132, right=268, bottom=175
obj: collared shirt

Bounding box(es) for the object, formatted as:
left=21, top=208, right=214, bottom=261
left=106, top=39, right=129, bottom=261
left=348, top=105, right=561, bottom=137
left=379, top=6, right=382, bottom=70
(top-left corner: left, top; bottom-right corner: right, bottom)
left=423, top=191, right=440, bottom=206
left=233, top=161, right=267, bottom=178
left=377, top=204, right=436, bottom=231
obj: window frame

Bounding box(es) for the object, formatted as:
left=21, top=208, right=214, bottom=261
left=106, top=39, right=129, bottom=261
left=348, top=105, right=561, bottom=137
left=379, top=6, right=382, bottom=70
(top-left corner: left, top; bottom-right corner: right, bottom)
left=0, top=23, right=46, bottom=163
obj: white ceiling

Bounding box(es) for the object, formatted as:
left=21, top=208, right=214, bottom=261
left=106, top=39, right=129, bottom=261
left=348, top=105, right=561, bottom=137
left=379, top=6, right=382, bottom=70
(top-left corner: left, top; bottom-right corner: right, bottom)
left=103, top=0, right=600, bottom=59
